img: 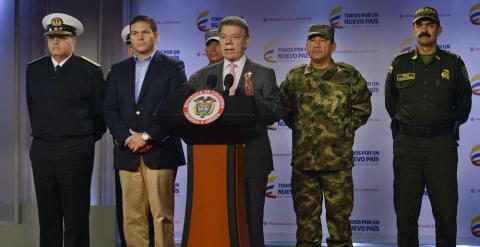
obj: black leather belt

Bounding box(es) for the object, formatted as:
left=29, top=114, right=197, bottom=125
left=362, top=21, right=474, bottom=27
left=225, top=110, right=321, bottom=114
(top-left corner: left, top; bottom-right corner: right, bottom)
left=398, top=122, right=453, bottom=137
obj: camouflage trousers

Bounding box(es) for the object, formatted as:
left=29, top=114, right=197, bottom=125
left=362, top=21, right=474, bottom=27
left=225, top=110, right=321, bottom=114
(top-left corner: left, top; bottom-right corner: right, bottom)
left=291, top=167, right=353, bottom=247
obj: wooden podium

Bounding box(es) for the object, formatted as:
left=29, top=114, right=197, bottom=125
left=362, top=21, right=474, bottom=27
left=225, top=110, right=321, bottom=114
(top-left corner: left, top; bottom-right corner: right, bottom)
left=155, top=96, right=259, bottom=247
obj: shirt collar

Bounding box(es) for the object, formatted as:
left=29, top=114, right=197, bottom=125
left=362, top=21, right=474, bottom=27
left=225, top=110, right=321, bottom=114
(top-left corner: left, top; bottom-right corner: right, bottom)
left=412, top=47, right=441, bottom=61
left=134, top=49, right=156, bottom=63
left=51, top=54, right=73, bottom=67
left=223, top=54, right=247, bottom=71
left=304, top=59, right=337, bottom=75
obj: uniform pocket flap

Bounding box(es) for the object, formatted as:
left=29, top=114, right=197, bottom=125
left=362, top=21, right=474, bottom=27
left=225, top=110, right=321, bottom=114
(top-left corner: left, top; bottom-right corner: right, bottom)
left=330, top=84, right=351, bottom=94
left=396, top=79, right=415, bottom=89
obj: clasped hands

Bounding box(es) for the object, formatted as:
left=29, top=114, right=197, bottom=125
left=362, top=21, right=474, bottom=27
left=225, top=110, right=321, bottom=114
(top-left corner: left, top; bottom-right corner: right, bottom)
left=125, top=129, right=151, bottom=153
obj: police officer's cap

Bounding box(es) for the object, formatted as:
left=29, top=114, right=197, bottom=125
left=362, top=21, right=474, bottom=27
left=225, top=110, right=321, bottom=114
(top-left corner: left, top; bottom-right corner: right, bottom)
left=307, top=24, right=334, bottom=42
left=413, top=7, right=440, bottom=25
left=121, top=25, right=131, bottom=45
left=204, top=30, right=220, bottom=45
left=42, top=13, right=84, bottom=37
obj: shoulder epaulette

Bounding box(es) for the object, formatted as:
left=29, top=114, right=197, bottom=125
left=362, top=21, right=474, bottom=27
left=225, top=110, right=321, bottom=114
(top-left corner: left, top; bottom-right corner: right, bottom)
left=288, top=63, right=307, bottom=72
left=336, top=62, right=356, bottom=70
left=441, top=50, right=460, bottom=59
left=394, top=50, right=411, bottom=59
left=28, top=56, right=48, bottom=64
left=80, top=56, right=101, bottom=67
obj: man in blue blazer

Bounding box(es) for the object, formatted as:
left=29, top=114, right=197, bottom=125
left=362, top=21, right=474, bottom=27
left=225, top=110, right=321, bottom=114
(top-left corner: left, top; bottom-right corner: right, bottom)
left=104, top=15, right=188, bottom=247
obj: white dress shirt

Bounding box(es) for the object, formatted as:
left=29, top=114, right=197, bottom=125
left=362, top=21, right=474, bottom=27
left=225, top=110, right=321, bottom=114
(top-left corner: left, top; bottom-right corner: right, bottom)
left=222, top=55, right=246, bottom=92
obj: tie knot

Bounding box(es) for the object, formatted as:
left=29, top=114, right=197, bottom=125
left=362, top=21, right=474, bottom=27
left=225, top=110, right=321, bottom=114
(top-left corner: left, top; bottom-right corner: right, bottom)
left=55, top=65, right=61, bottom=72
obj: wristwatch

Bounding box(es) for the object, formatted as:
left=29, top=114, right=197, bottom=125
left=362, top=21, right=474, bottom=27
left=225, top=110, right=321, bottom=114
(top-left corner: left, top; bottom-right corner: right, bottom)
left=141, top=132, right=150, bottom=141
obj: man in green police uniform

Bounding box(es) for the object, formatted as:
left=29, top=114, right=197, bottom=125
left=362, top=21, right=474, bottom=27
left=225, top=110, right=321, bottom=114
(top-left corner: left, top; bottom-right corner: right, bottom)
left=385, top=6, right=472, bottom=247
left=280, top=24, right=371, bottom=247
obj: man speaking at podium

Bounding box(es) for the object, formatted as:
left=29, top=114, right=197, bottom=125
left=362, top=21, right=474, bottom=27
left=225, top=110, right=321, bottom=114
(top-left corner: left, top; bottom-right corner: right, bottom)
left=188, top=16, right=282, bottom=247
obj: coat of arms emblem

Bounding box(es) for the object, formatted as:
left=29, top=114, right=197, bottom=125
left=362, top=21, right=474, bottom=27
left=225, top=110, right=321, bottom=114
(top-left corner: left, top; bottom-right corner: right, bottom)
left=183, top=90, right=225, bottom=125
left=193, top=96, right=216, bottom=118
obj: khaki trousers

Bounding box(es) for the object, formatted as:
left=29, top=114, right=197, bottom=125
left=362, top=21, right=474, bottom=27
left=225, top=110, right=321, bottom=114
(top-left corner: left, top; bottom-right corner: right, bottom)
left=119, top=158, right=175, bottom=247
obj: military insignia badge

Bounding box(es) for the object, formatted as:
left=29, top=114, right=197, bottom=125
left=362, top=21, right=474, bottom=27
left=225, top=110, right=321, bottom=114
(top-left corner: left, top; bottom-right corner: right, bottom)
left=441, top=69, right=450, bottom=80
left=51, top=17, right=63, bottom=27
left=183, top=90, right=225, bottom=125
left=387, top=66, right=393, bottom=74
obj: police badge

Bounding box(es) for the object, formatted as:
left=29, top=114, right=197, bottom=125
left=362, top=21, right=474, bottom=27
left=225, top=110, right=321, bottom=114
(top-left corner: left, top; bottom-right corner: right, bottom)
left=441, top=69, right=450, bottom=80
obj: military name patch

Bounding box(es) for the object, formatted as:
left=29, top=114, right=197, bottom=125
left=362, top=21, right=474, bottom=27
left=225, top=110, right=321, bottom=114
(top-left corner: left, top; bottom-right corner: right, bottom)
left=183, top=90, right=225, bottom=125
left=396, top=73, right=415, bottom=81
left=441, top=69, right=450, bottom=80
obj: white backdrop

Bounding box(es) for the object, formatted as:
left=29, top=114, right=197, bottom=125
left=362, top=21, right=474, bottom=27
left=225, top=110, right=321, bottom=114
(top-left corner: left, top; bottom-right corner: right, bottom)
left=128, top=0, right=480, bottom=245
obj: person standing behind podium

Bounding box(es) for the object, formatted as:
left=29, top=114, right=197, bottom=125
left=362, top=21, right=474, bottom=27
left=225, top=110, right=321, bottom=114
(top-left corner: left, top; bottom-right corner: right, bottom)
left=121, top=24, right=135, bottom=58
left=26, top=13, right=106, bottom=247
left=104, top=15, right=188, bottom=247
left=204, top=29, right=223, bottom=65
left=188, top=16, right=282, bottom=247
left=114, top=24, right=131, bottom=247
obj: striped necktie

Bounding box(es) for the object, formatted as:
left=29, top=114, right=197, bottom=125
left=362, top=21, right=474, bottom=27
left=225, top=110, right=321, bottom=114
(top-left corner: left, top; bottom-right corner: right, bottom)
left=228, top=63, right=237, bottom=96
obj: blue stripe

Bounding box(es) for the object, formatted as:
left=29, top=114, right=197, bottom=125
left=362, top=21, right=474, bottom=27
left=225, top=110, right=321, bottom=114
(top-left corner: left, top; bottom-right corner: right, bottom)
left=265, top=49, right=274, bottom=56
left=197, top=18, right=207, bottom=25
left=330, top=15, right=341, bottom=22
left=472, top=153, right=480, bottom=159
left=471, top=12, right=480, bottom=19
left=472, top=82, right=480, bottom=88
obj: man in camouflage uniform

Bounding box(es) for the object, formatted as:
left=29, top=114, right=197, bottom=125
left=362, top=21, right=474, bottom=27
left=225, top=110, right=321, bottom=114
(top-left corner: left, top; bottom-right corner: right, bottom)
left=385, top=7, right=472, bottom=247
left=280, top=24, right=372, bottom=247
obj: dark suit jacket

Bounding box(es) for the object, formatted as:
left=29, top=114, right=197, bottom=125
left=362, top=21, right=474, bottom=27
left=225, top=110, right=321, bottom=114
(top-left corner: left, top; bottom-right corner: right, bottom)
left=104, top=51, right=188, bottom=171
left=188, top=58, right=282, bottom=177
left=26, top=55, right=106, bottom=143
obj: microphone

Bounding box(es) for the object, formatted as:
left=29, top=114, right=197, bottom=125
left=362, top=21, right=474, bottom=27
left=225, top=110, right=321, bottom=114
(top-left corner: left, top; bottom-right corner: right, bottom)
left=206, top=74, right=217, bottom=89
left=223, top=74, right=234, bottom=96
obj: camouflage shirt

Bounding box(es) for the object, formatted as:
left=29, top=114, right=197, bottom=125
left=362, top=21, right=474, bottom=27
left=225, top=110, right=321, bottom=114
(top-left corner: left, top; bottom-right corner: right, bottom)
left=280, top=61, right=372, bottom=171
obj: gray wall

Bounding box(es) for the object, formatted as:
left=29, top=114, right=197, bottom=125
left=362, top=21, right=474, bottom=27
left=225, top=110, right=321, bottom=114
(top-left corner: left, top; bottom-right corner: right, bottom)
left=0, top=0, right=19, bottom=223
